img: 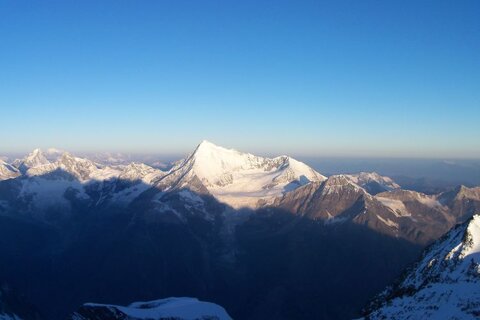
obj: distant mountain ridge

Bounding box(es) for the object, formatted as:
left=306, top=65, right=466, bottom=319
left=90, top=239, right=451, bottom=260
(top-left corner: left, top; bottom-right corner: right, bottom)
left=1, top=141, right=479, bottom=243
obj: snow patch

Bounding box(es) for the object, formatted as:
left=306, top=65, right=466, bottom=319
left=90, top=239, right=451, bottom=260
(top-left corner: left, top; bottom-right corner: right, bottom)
left=82, top=297, right=232, bottom=320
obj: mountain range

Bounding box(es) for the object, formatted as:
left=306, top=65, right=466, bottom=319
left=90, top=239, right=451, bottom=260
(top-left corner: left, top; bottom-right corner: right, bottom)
left=0, top=141, right=479, bottom=319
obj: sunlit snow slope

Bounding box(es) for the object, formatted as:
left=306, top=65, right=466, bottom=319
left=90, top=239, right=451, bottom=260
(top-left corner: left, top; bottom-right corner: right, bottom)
left=156, top=140, right=326, bottom=208
left=365, top=214, right=480, bottom=319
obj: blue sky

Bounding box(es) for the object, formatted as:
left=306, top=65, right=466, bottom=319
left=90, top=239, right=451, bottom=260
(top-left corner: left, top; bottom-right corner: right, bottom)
left=1, top=0, right=479, bottom=157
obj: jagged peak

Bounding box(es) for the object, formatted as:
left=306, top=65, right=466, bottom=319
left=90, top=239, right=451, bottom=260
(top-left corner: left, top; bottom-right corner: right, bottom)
left=16, top=148, right=50, bottom=169
left=25, top=148, right=47, bottom=161
left=449, top=185, right=480, bottom=200
left=157, top=141, right=325, bottom=208
left=57, top=152, right=94, bottom=166
left=183, top=141, right=325, bottom=182
left=324, top=174, right=355, bottom=186
left=121, top=162, right=162, bottom=176
left=345, top=172, right=400, bottom=188
left=59, top=151, right=75, bottom=160
left=357, top=171, right=382, bottom=178
left=455, top=184, right=468, bottom=194
left=187, top=141, right=266, bottom=173
left=319, top=175, right=367, bottom=197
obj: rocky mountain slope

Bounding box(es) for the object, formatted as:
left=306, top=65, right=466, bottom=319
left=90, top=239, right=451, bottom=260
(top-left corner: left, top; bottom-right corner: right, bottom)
left=364, top=214, right=480, bottom=319
left=270, top=174, right=479, bottom=244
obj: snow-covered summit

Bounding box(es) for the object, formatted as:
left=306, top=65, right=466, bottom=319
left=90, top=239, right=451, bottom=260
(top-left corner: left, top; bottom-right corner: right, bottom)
left=20, top=151, right=117, bottom=182
left=10, top=149, right=166, bottom=184
left=156, top=140, right=326, bottom=208
left=365, top=214, right=480, bottom=319
left=70, top=297, right=232, bottom=320
left=0, top=149, right=169, bottom=217
left=13, top=148, right=51, bottom=172
left=119, top=162, right=165, bottom=184
left=344, top=172, right=400, bottom=195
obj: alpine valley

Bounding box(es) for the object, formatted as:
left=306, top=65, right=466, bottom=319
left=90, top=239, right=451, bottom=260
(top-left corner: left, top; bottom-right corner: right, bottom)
left=0, top=141, right=479, bottom=320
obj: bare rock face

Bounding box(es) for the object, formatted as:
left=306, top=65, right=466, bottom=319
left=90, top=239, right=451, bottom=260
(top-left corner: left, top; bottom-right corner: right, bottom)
left=364, top=214, right=480, bottom=320
left=272, top=175, right=410, bottom=241
left=438, top=185, right=480, bottom=221
left=375, top=189, right=456, bottom=243
left=272, top=176, right=361, bottom=217
left=272, top=176, right=480, bottom=245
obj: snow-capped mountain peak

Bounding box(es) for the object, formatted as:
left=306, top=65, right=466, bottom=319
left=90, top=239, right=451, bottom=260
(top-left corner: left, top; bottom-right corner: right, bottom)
left=344, top=172, right=400, bottom=195
left=14, top=148, right=51, bottom=172
left=119, top=162, right=165, bottom=183
left=156, top=141, right=326, bottom=208
left=55, top=152, right=102, bottom=181
left=25, top=148, right=48, bottom=163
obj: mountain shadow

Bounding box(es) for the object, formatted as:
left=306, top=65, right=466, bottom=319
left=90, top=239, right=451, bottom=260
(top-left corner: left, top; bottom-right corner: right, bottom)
left=0, top=170, right=422, bottom=320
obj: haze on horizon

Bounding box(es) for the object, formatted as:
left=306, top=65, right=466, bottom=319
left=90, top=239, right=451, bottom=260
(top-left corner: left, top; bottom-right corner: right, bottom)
left=1, top=1, right=479, bottom=158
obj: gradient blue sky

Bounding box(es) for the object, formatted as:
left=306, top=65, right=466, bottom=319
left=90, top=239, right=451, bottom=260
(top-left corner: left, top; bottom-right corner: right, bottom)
left=1, top=0, right=479, bottom=157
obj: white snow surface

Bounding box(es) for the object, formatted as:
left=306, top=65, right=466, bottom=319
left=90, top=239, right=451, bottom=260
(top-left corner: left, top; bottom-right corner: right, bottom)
left=82, top=297, right=232, bottom=320
left=19, top=148, right=50, bottom=168
left=0, top=160, right=20, bottom=181
left=344, top=172, right=400, bottom=191
left=367, top=214, right=480, bottom=319
left=5, top=149, right=166, bottom=211
left=157, top=140, right=326, bottom=208
left=2, top=142, right=326, bottom=212
left=12, top=149, right=165, bottom=184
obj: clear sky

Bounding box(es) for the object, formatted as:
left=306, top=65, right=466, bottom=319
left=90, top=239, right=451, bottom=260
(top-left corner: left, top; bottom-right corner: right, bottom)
left=1, top=0, right=479, bottom=158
